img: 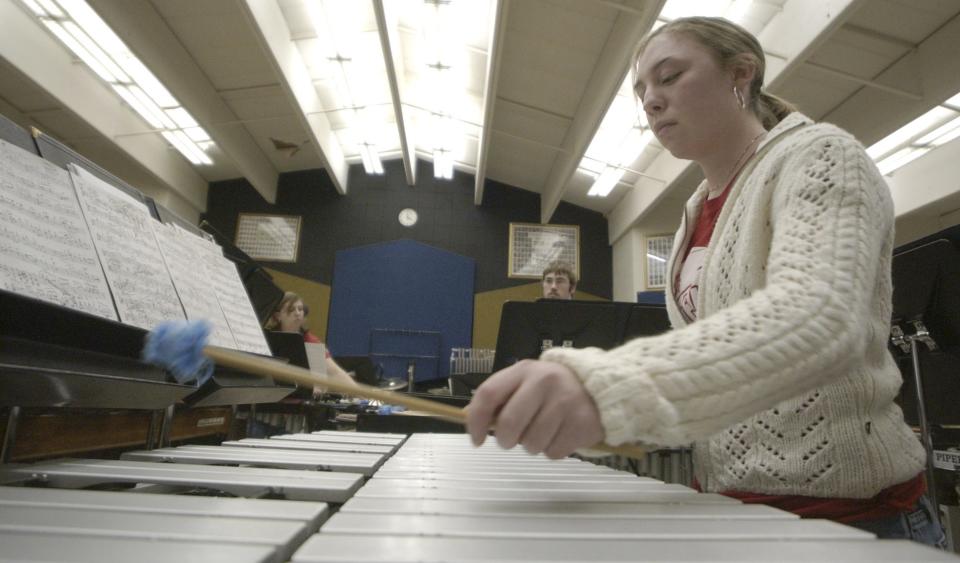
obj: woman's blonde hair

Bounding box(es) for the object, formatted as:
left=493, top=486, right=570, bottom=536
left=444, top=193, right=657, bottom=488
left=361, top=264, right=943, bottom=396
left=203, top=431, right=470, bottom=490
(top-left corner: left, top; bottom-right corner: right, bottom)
left=634, top=16, right=796, bottom=130
left=264, top=291, right=308, bottom=331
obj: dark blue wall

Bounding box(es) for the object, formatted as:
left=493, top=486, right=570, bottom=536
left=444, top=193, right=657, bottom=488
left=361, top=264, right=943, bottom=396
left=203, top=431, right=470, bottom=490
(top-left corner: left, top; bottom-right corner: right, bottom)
left=203, top=160, right=612, bottom=297
left=326, top=239, right=475, bottom=382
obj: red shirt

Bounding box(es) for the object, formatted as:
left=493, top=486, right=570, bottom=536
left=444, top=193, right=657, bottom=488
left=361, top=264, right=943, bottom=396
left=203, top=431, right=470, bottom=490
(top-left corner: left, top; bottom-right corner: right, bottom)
left=695, top=473, right=925, bottom=523
left=675, top=182, right=736, bottom=323
left=684, top=186, right=733, bottom=261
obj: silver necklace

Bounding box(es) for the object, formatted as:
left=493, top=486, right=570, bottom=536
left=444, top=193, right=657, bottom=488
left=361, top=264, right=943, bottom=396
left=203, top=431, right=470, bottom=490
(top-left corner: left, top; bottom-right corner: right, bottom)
left=709, top=130, right=767, bottom=198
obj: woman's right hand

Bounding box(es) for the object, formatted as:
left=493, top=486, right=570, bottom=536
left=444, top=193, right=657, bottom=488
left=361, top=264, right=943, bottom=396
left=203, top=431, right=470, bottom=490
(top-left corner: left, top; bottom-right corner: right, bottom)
left=465, top=359, right=605, bottom=459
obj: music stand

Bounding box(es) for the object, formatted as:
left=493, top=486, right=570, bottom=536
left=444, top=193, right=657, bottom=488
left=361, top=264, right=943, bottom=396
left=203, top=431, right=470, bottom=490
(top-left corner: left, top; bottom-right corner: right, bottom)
left=890, top=238, right=960, bottom=513
left=493, top=300, right=670, bottom=372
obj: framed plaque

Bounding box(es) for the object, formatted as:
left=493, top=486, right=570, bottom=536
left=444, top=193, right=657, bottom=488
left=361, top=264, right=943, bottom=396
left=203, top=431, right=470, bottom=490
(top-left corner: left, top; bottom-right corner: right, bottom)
left=235, top=213, right=302, bottom=262
left=508, top=222, right=579, bottom=279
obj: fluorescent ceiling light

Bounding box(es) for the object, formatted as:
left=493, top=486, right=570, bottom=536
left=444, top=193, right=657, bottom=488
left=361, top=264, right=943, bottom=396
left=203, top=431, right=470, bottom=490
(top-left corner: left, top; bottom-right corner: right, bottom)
left=588, top=166, right=625, bottom=197
left=41, top=19, right=114, bottom=83
left=867, top=89, right=960, bottom=175
left=915, top=115, right=960, bottom=146
left=618, top=128, right=655, bottom=167
left=866, top=106, right=953, bottom=160
left=22, top=0, right=216, bottom=166
left=284, top=0, right=492, bottom=181
left=419, top=0, right=460, bottom=181
left=35, top=0, right=63, bottom=17
left=360, top=144, right=384, bottom=175
left=876, top=146, right=929, bottom=176
left=659, top=0, right=755, bottom=24
left=579, top=74, right=657, bottom=197
left=433, top=148, right=454, bottom=180
left=646, top=253, right=666, bottom=263
left=162, top=131, right=210, bottom=166
left=305, top=0, right=384, bottom=175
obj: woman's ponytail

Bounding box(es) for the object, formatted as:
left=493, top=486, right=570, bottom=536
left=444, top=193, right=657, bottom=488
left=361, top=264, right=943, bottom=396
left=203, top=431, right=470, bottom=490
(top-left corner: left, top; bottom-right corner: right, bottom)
left=754, top=90, right=797, bottom=130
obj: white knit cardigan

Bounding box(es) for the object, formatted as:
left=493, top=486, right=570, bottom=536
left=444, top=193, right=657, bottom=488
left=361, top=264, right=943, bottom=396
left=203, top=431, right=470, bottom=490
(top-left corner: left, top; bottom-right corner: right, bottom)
left=542, top=112, right=926, bottom=498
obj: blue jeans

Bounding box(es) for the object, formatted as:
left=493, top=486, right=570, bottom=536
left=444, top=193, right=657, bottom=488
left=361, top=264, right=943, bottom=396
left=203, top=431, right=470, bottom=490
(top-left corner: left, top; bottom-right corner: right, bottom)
left=847, top=495, right=947, bottom=548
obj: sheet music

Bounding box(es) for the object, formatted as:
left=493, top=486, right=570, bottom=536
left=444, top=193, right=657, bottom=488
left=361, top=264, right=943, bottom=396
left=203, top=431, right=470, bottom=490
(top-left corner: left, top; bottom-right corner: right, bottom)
left=152, top=223, right=238, bottom=348
left=68, top=164, right=185, bottom=330
left=0, top=139, right=117, bottom=320
left=183, top=233, right=272, bottom=355
left=305, top=342, right=328, bottom=375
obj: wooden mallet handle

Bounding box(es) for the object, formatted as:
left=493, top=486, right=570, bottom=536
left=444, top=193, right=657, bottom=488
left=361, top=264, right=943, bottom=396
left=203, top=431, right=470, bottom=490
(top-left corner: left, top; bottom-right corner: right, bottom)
left=203, top=346, right=647, bottom=459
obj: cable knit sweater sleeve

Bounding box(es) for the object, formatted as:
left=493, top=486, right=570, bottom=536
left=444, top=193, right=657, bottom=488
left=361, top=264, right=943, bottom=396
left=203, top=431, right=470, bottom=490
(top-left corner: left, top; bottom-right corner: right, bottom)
left=542, top=126, right=893, bottom=447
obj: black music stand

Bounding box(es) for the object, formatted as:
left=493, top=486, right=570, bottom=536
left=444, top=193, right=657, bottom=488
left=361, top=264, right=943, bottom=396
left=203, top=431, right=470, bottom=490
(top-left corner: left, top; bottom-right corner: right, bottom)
left=493, top=300, right=670, bottom=372
left=890, top=238, right=960, bottom=513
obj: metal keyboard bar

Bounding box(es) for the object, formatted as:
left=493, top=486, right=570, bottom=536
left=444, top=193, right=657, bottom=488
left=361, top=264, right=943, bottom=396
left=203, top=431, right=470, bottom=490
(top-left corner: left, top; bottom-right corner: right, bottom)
left=0, top=530, right=276, bottom=563
left=360, top=478, right=686, bottom=492
left=292, top=535, right=958, bottom=562
left=377, top=463, right=632, bottom=475
left=0, top=459, right=362, bottom=502
left=120, top=445, right=383, bottom=475
left=0, top=485, right=328, bottom=524
left=310, top=430, right=407, bottom=442
left=279, top=432, right=406, bottom=447
left=321, top=511, right=871, bottom=539
left=0, top=504, right=309, bottom=563
left=223, top=438, right=394, bottom=455
left=338, top=497, right=784, bottom=518
left=369, top=470, right=645, bottom=481
left=354, top=485, right=698, bottom=502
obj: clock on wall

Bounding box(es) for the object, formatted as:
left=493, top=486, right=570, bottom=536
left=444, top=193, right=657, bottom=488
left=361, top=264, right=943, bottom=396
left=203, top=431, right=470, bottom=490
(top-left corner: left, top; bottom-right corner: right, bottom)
left=398, top=208, right=418, bottom=227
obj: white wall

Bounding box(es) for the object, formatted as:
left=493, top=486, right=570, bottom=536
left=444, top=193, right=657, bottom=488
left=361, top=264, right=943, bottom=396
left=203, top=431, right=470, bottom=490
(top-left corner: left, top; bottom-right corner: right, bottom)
left=887, top=135, right=960, bottom=246
left=612, top=227, right=644, bottom=302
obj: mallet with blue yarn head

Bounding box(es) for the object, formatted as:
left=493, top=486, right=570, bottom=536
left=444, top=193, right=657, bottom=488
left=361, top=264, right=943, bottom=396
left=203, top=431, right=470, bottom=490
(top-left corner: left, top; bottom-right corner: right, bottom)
left=144, top=319, right=465, bottom=420
left=143, top=320, right=647, bottom=458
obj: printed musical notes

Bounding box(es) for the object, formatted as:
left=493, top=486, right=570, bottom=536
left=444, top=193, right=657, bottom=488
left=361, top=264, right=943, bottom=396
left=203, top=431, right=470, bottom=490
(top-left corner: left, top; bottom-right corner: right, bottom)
left=152, top=223, right=237, bottom=349
left=69, top=164, right=185, bottom=330
left=0, top=139, right=117, bottom=320
left=181, top=233, right=272, bottom=356
left=2, top=137, right=272, bottom=355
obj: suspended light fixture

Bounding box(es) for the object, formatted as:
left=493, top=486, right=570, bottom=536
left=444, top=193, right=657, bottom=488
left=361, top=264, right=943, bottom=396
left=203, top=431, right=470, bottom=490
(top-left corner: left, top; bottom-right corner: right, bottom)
left=306, top=0, right=384, bottom=175
left=421, top=0, right=459, bottom=181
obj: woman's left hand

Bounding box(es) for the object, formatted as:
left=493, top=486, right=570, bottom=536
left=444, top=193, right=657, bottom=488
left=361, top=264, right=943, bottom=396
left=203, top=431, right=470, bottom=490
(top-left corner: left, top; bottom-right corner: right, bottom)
left=465, top=359, right=605, bottom=459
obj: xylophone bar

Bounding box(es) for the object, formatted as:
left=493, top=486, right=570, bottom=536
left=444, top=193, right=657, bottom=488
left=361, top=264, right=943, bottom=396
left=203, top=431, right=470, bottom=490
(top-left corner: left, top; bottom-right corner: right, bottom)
left=0, top=458, right=363, bottom=502
left=0, top=485, right=329, bottom=563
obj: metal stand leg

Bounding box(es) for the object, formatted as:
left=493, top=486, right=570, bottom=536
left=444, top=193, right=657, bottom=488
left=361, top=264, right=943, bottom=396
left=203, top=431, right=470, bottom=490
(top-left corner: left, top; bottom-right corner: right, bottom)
left=1, top=406, right=21, bottom=463
left=894, top=320, right=943, bottom=522
left=227, top=405, right=239, bottom=441
left=146, top=410, right=162, bottom=450
left=247, top=404, right=257, bottom=438
left=910, top=336, right=940, bottom=514
left=158, top=405, right=175, bottom=448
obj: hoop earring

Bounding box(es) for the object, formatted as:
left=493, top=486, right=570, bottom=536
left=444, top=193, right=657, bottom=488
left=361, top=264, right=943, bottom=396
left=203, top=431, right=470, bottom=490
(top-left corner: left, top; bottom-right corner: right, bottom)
left=734, top=86, right=746, bottom=110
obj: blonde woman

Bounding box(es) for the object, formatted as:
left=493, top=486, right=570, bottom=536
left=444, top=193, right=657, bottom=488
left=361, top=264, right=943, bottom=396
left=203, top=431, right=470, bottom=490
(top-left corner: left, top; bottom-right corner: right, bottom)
left=466, top=17, right=942, bottom=546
